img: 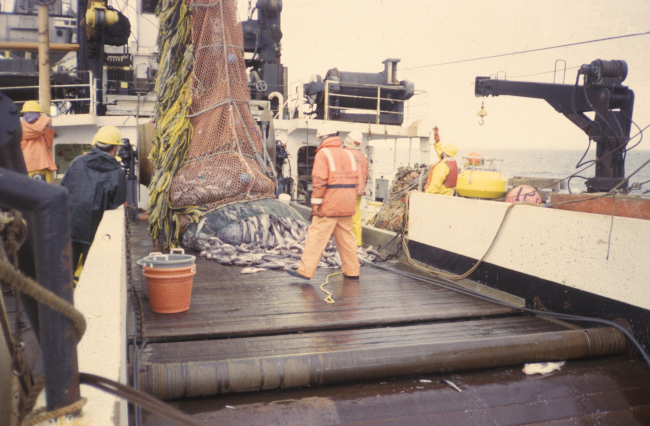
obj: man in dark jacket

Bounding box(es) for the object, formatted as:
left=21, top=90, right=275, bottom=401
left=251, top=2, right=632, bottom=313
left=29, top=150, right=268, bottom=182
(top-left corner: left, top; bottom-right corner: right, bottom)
left=61, top=126, right=126, bottom=283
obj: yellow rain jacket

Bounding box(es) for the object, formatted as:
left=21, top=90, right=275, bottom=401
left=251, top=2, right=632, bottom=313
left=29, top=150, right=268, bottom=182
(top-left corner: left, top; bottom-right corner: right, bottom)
left=424, top=141, right=457, bottom=196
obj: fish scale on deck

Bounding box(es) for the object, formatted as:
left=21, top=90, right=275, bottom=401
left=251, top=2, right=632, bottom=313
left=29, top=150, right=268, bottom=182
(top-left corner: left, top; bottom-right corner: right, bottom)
left=200, top=214, right=385, bottom=273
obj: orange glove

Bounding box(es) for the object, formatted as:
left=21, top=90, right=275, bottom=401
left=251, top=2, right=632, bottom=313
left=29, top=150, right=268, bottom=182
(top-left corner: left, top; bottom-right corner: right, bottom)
left=433, top=126, right=440, bottom=143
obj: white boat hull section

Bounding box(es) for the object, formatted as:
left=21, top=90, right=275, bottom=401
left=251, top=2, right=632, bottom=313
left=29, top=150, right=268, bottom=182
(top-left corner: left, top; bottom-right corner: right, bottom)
left=75, top=207, right=128, bottom=425
left=408, top=192, right=650, bottom=311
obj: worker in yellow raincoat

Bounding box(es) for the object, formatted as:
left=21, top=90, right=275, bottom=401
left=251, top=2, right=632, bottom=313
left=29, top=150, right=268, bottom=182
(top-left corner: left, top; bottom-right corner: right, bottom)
left=343, top=130, right=369, bottom=246
left=424, top=126, right=458, bottom=196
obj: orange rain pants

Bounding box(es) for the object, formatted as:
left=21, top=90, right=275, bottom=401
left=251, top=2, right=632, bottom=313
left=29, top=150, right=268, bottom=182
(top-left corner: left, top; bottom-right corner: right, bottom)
left=297, top=215, right=360, bottom=279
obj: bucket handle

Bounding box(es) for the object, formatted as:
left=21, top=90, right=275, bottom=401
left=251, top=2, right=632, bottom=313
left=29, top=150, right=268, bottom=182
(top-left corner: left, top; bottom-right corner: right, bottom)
left=170, top=248, right=185, bottom=255
left=148, top=251, right=169, bottom=261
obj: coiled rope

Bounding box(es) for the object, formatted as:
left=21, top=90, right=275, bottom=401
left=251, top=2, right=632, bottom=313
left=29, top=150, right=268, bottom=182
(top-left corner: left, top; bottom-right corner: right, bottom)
left=319, top=272, right=342, bottom=304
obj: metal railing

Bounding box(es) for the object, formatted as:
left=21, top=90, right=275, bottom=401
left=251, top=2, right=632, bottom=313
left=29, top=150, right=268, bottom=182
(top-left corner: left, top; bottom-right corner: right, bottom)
left=462, top=156, right=504, bottom=173
left=323, top=80, right=410, bottom=124
left=0, top=70, right=99, bottom=115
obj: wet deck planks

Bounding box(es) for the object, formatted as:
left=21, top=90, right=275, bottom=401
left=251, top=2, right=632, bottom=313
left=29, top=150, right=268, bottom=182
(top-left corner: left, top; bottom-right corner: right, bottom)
left=142, top=316, right=568, bottom=364
left=128, top=219, right=627, bottom=402
left=128, top=219, right=514, bottom=342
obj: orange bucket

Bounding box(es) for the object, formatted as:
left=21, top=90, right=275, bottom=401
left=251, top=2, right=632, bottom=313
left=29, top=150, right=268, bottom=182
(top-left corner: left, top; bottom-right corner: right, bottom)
left=143, top=264, right=196, bottom=313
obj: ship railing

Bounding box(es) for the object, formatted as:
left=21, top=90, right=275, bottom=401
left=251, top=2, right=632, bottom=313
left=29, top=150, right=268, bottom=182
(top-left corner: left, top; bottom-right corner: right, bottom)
left=323, top=80, right=420, bottom=125
left=462, top=157, right=504, bottom=173
left=0, top=70, right=100, bottom=115
left=285, top=79, right=426, bottom=124
left=103, top=78, right=155, bottom=97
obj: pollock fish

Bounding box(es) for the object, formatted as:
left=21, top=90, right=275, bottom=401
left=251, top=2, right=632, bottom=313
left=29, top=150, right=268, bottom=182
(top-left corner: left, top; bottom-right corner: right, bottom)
left=241, top=267, right=266, bottom=274
left=199, top=214, right=385, bottom=272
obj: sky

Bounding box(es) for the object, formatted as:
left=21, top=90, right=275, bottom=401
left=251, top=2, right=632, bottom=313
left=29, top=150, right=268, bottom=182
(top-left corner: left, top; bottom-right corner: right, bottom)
left=237, top=0, right=650, bottom=152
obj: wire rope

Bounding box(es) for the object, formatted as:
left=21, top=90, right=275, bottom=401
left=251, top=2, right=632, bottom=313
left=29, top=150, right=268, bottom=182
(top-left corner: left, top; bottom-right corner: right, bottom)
left=405, top=31, right=650, bottom=70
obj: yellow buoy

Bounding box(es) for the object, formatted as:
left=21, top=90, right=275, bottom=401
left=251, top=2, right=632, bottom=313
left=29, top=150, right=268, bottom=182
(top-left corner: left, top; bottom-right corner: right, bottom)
left=456, top=170, right=506, bottom=199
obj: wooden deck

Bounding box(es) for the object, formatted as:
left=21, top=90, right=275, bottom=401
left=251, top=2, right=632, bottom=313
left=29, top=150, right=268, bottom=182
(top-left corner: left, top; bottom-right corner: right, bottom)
left=126, top=218, right=650, bottom=423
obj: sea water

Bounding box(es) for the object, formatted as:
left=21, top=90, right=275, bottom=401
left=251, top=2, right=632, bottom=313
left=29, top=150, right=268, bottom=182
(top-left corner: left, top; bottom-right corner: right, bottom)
left=371, top=143, right=650, bottom=195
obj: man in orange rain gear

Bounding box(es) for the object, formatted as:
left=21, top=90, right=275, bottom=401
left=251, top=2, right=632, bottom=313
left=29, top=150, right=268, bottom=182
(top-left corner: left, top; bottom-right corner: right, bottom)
left=343, top=130, right=369, bottom=246
left=288, top=123, right=361, bottom=280
left=20, top=101, right=57, bottom=183
left=424, top=126, right=458, bottom=196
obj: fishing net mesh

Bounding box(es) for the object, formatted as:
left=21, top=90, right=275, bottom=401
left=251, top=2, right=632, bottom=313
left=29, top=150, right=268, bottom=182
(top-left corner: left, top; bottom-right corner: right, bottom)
left=373, top=167, right=427, bottom=232
left=149, top=0, right=276, bottom=248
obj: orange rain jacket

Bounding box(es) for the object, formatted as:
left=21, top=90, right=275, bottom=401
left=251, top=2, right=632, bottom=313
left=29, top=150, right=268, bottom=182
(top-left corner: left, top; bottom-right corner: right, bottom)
left=311, top=136, right=358, bottom=217
left=347, top=148, right=369, bottom=196
left=20, top=115, right=56, bottom=172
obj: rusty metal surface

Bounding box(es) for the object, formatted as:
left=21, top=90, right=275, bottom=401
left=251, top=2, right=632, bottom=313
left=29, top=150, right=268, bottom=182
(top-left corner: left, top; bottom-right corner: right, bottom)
left=142, top=356, right=650, bottom=425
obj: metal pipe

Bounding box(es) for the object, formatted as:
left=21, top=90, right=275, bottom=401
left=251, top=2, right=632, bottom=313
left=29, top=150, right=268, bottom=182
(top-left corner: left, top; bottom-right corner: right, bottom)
left=38, top=4, right=52, bottom=114
left=376, top=86, right=381, bottom=124
left=141, top=326, right=625, bottom=399
left=0, top=169, right=80, bottom=412
left=0, top=41, right=79, bottom=52
left=324, top=82, right=329, bottom=120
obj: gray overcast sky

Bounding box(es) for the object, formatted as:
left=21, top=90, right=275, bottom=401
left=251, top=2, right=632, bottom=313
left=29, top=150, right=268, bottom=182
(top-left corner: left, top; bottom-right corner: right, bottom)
left=238, top=0, right=650, bottom=151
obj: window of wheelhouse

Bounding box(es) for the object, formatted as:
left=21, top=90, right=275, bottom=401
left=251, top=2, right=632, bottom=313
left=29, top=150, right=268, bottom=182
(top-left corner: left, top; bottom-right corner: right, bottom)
left=141, top=0, right=159, bottom=14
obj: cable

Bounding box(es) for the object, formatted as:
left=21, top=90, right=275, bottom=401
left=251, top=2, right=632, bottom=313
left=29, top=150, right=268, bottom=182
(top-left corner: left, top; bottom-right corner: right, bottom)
left=582, top=82, right=623, bottom=144
left=509, top=65, right=581, bottom=80
left=497, top=122, right=650, bottom=198
left=405, top=30, right=650, bottom=70
left=571, top=73, right=601, bottom=135
left=566, top=175, right=588, bottom=194
left=575, top=137, right=593, bottom=169
left=548, top=153, right=650, bottom=207
left=123, top=1, right=160, bottom=30
left=622, top=111, right=644, bottom=153
left=80, top=373, right=204, bottom=426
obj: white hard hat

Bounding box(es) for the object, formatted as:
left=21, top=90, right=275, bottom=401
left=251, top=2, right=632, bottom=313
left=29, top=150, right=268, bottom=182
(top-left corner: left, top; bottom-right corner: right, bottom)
left=348, top=130, right=363, bottom=145
left=316, top=122, right=338, bottom=140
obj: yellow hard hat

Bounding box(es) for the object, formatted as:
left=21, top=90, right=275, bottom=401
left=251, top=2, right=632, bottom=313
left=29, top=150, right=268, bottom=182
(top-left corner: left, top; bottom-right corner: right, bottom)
left=93, top=126, right=123, bottom=146
left=20, top=101, right=43, bottom=114
left=443, top=143, right=457, bottom=157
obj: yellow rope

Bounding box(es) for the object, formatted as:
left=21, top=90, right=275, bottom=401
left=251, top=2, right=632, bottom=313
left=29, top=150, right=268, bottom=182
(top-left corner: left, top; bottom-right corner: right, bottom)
left=401, top=192, right=541, bottom=281
left=319, top=272, right=343, bottom=304
left=21, top=397, right=87, bottom=426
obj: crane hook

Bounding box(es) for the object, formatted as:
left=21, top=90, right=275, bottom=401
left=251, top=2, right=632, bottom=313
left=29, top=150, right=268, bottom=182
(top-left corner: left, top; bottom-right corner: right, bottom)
left=477, top=100, right=487, bottom=126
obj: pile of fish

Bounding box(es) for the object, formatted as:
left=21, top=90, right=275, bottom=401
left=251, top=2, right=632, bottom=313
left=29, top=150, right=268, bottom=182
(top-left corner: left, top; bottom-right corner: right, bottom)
left=199, top=214, right=385, bottom=274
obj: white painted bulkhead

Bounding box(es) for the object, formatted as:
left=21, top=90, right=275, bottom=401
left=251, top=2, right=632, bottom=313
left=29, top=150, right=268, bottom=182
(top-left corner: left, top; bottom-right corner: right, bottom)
left=408, top=192, right=650, bottom=311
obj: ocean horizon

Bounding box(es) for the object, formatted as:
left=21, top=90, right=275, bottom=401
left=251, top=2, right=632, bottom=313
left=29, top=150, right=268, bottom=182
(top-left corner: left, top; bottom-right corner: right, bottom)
left=372, top=145, right=650, bottom=194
